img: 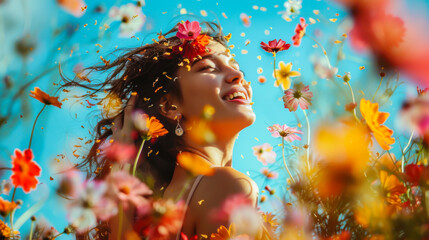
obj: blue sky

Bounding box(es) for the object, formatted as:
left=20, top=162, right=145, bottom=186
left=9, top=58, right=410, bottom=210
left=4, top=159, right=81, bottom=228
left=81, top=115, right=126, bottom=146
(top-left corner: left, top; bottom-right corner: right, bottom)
left=1, top=0, right=427, bottom=237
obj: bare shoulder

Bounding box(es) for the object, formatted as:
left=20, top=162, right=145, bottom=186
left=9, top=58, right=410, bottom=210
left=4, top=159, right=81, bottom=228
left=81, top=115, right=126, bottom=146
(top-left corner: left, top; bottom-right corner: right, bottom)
left=188, top=167, right=259, bottom=235
left=200, top=167, right=259, bottom=200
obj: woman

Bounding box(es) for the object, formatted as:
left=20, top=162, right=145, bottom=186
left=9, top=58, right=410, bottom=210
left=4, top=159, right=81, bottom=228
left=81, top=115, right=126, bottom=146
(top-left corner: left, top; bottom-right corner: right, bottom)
left=62, top=20, right=259, bottom=239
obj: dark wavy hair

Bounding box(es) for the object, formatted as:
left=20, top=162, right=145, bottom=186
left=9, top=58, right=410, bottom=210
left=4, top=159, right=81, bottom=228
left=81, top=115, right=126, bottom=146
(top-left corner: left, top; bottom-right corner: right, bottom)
left=60, top=20, right=227, bottom=197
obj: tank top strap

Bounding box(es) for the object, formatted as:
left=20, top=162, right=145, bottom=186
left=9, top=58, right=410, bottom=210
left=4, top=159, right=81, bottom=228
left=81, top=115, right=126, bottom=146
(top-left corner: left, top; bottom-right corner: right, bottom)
left=176, top=174, right=205, bottom=240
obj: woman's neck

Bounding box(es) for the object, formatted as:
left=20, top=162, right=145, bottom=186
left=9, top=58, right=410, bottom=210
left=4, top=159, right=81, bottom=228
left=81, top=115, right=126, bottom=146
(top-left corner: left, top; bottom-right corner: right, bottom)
left=181, top=134, right=238, bottom=167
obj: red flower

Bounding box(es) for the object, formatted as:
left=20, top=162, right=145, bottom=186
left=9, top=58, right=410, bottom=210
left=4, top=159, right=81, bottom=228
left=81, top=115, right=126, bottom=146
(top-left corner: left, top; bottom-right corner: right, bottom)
left=173, top=34, right=211, bottom=60
left=11, top=149, right=41, bottom=193
left=405, top=164, right=423, bottom=186
left=176, top=20, right=201, bottom=40
left=292, top=17, right=308, bottom=46
left=180, top=233, right=198, bottom=240
left=260, top=39, right=291, bottom=54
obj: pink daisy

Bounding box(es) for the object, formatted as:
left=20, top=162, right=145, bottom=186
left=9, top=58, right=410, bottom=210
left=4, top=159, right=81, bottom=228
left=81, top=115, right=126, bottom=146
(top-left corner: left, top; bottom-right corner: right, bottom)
left=283, top=82, right=313, bottom=112
left=267, top=124, right=303, bottom=142
left=107, top=171, right=152, bottom=209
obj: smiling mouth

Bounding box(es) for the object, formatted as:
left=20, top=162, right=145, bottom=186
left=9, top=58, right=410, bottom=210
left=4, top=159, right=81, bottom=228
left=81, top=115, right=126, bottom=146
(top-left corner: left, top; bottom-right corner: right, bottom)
left=222, top=93, right=251, bottom=105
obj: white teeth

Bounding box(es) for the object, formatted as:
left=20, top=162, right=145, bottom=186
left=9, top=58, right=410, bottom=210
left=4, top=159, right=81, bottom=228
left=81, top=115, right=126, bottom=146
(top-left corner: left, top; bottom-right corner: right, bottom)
left=225, top=91, right=247, bottom=100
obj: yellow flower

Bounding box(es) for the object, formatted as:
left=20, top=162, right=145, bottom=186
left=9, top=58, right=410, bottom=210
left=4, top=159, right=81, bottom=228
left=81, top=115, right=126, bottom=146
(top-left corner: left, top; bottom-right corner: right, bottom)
left=273, top=61, right=300, bottom=90
left=177, top=152, right=215, bottom=176
left=0, top=219, right=19, bottom=238
left=360, top=99, right=395, bottom=150
left=211, top=224, right=236, bottom=240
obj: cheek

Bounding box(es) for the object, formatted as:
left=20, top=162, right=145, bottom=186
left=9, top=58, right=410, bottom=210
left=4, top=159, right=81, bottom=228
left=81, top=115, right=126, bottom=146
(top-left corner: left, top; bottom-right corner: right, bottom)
left=180, top=74, right=221, bottom=113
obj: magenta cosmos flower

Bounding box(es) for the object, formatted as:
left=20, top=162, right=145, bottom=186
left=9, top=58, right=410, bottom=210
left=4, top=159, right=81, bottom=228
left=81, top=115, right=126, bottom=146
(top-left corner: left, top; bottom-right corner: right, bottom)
left=283, top=82, right=313, bottom=112
left=268, top=124, right=303, bottom=142
left=176, top=20, right=201, bottom=40
left=252, top=143, right=277, bottom=165
left=104, top=142, right=137, bottom=164
left=260, top=39, right=291, bottom=54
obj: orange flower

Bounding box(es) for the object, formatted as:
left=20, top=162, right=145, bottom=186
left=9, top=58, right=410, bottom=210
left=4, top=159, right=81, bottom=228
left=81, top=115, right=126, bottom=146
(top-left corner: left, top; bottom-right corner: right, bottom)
left=176, top=152, right=215, bottom=176
left=379, top=170, right=406, bottom=209
left=0, top=197, right=18, bottom=217
left=30, top=87, right=62, bottom=108
left=11, top=149, right=41, bottom=193
left=210, top=224, right=236, bottom=240
left=0, top=219, right=19, bottom=238
left=133, top=111, right=169, bottom=140
left=360, top=99, right=395, bottom=150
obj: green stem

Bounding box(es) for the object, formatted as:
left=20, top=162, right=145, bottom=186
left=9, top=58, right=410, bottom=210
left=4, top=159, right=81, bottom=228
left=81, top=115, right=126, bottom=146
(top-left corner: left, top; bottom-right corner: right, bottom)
left=282, top=138, right=295, bottom=183
left=132, top=139, right=146, bottom=176
left=401, top=128, right=415, bottom=173
left=302, top=110, right=311, bottom=171
left=29, top=219, right=35, bottom=240
left=29, top=104, right=47, bottom=149
left=372, top=76, right=384, bottom=102
left=117, top=202, right=123, bottom=240
left=273, top=53, right=278, bottom=81
left=346, top=82, right=360, bottom=123
left=10, top=187, right=17, bottom=238
left=306, top=34, right=332, bottom=70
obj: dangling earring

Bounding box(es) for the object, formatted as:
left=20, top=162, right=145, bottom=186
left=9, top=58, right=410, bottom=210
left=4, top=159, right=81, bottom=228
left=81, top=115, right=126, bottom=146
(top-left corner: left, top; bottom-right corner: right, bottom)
left=175, top=115, right=184, bottom=136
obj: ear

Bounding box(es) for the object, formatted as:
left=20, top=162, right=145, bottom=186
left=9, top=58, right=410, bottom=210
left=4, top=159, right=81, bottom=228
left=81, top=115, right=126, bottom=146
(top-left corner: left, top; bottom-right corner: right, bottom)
left=159, top=94, right=181, bottom=121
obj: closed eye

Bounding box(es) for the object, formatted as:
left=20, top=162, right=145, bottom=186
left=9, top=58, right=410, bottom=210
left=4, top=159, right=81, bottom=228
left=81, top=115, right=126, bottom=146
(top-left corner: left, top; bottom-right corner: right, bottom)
left=199, top=65, right=217, bottom=72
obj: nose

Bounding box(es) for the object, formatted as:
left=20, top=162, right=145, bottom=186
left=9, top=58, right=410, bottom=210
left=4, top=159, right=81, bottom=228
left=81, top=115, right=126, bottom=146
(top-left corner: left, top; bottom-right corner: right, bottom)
left=225, top=68, right=245, bottom=85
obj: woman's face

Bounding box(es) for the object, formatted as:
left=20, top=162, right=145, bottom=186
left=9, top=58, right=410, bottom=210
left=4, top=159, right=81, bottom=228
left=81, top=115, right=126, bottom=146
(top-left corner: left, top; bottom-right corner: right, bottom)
left=176, top=40, right=255, bottom=132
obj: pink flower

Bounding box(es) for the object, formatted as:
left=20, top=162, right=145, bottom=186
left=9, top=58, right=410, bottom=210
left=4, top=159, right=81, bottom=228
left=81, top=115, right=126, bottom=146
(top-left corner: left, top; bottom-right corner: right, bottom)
left=267, top=124, right=303, bottom=142
left=176, top=20, right=201, bottom=40
left=107, top=171, right=152, bottom=209
left=212, top=193, right=254, bottom=222
left=67, top=179, right=118, bottom=233
left=134, top=199, right=185, bottom=240
left=283, top=82, right=313, bottom=112
left=252, top=143, right=277, bottom=165
left=292, top=17, right=308, bottom=46
left=260, top=39, right=291, bottom=54
left=261, top=168, right=279, bottom=179
left=104, top=142, right=136, bottom=164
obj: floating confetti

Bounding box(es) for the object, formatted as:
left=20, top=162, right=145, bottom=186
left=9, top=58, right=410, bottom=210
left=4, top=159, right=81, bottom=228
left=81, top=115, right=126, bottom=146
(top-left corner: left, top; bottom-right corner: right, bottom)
left=258, top=76, right=266, bottom=83
left=241, top=50, right=248, bottom=54
left=329, top=18, right=338, bottom=22
left=222, top=12, right=228, bottom=19
left=257, top=67, right=263, bottom=74
left=334, top=40, right=342, bottom=44
left=200, top=10, right=207, bottom=17
left=359, top=66, right=365, bottom=70
left=240, top=32, right=246, bottom=37
left=313, top=9, right=319, bottom=15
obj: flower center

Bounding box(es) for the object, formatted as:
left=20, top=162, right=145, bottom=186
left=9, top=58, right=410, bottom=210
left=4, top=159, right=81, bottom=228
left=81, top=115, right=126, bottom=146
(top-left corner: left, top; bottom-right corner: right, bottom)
left=279, top=131, right=289, bottom=137
left=122, top=16, right=130, bottom=23
left=120, top=186, right=131, bottom=195
left=293, top=91, right=302, bottom=99
left=188, top=31, right=194, bottom=37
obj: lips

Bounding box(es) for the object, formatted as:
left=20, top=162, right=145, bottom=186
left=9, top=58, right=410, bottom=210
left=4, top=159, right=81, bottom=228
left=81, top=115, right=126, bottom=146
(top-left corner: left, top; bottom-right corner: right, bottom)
left=221, top=88, right=251, bottom=104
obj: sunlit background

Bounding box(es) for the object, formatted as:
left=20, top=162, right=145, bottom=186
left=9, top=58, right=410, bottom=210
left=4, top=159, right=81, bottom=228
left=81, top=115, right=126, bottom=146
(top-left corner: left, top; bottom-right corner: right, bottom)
left=1, top=0, right=428, bottom=238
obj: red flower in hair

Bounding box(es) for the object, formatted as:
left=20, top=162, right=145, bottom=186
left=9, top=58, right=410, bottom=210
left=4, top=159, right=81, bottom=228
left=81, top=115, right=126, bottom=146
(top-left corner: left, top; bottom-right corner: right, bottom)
left=260, top=39, right=291, bottom=54
left=173, top=34, right=211, bottom=60
left=11, top=149, right=41, bottom=193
